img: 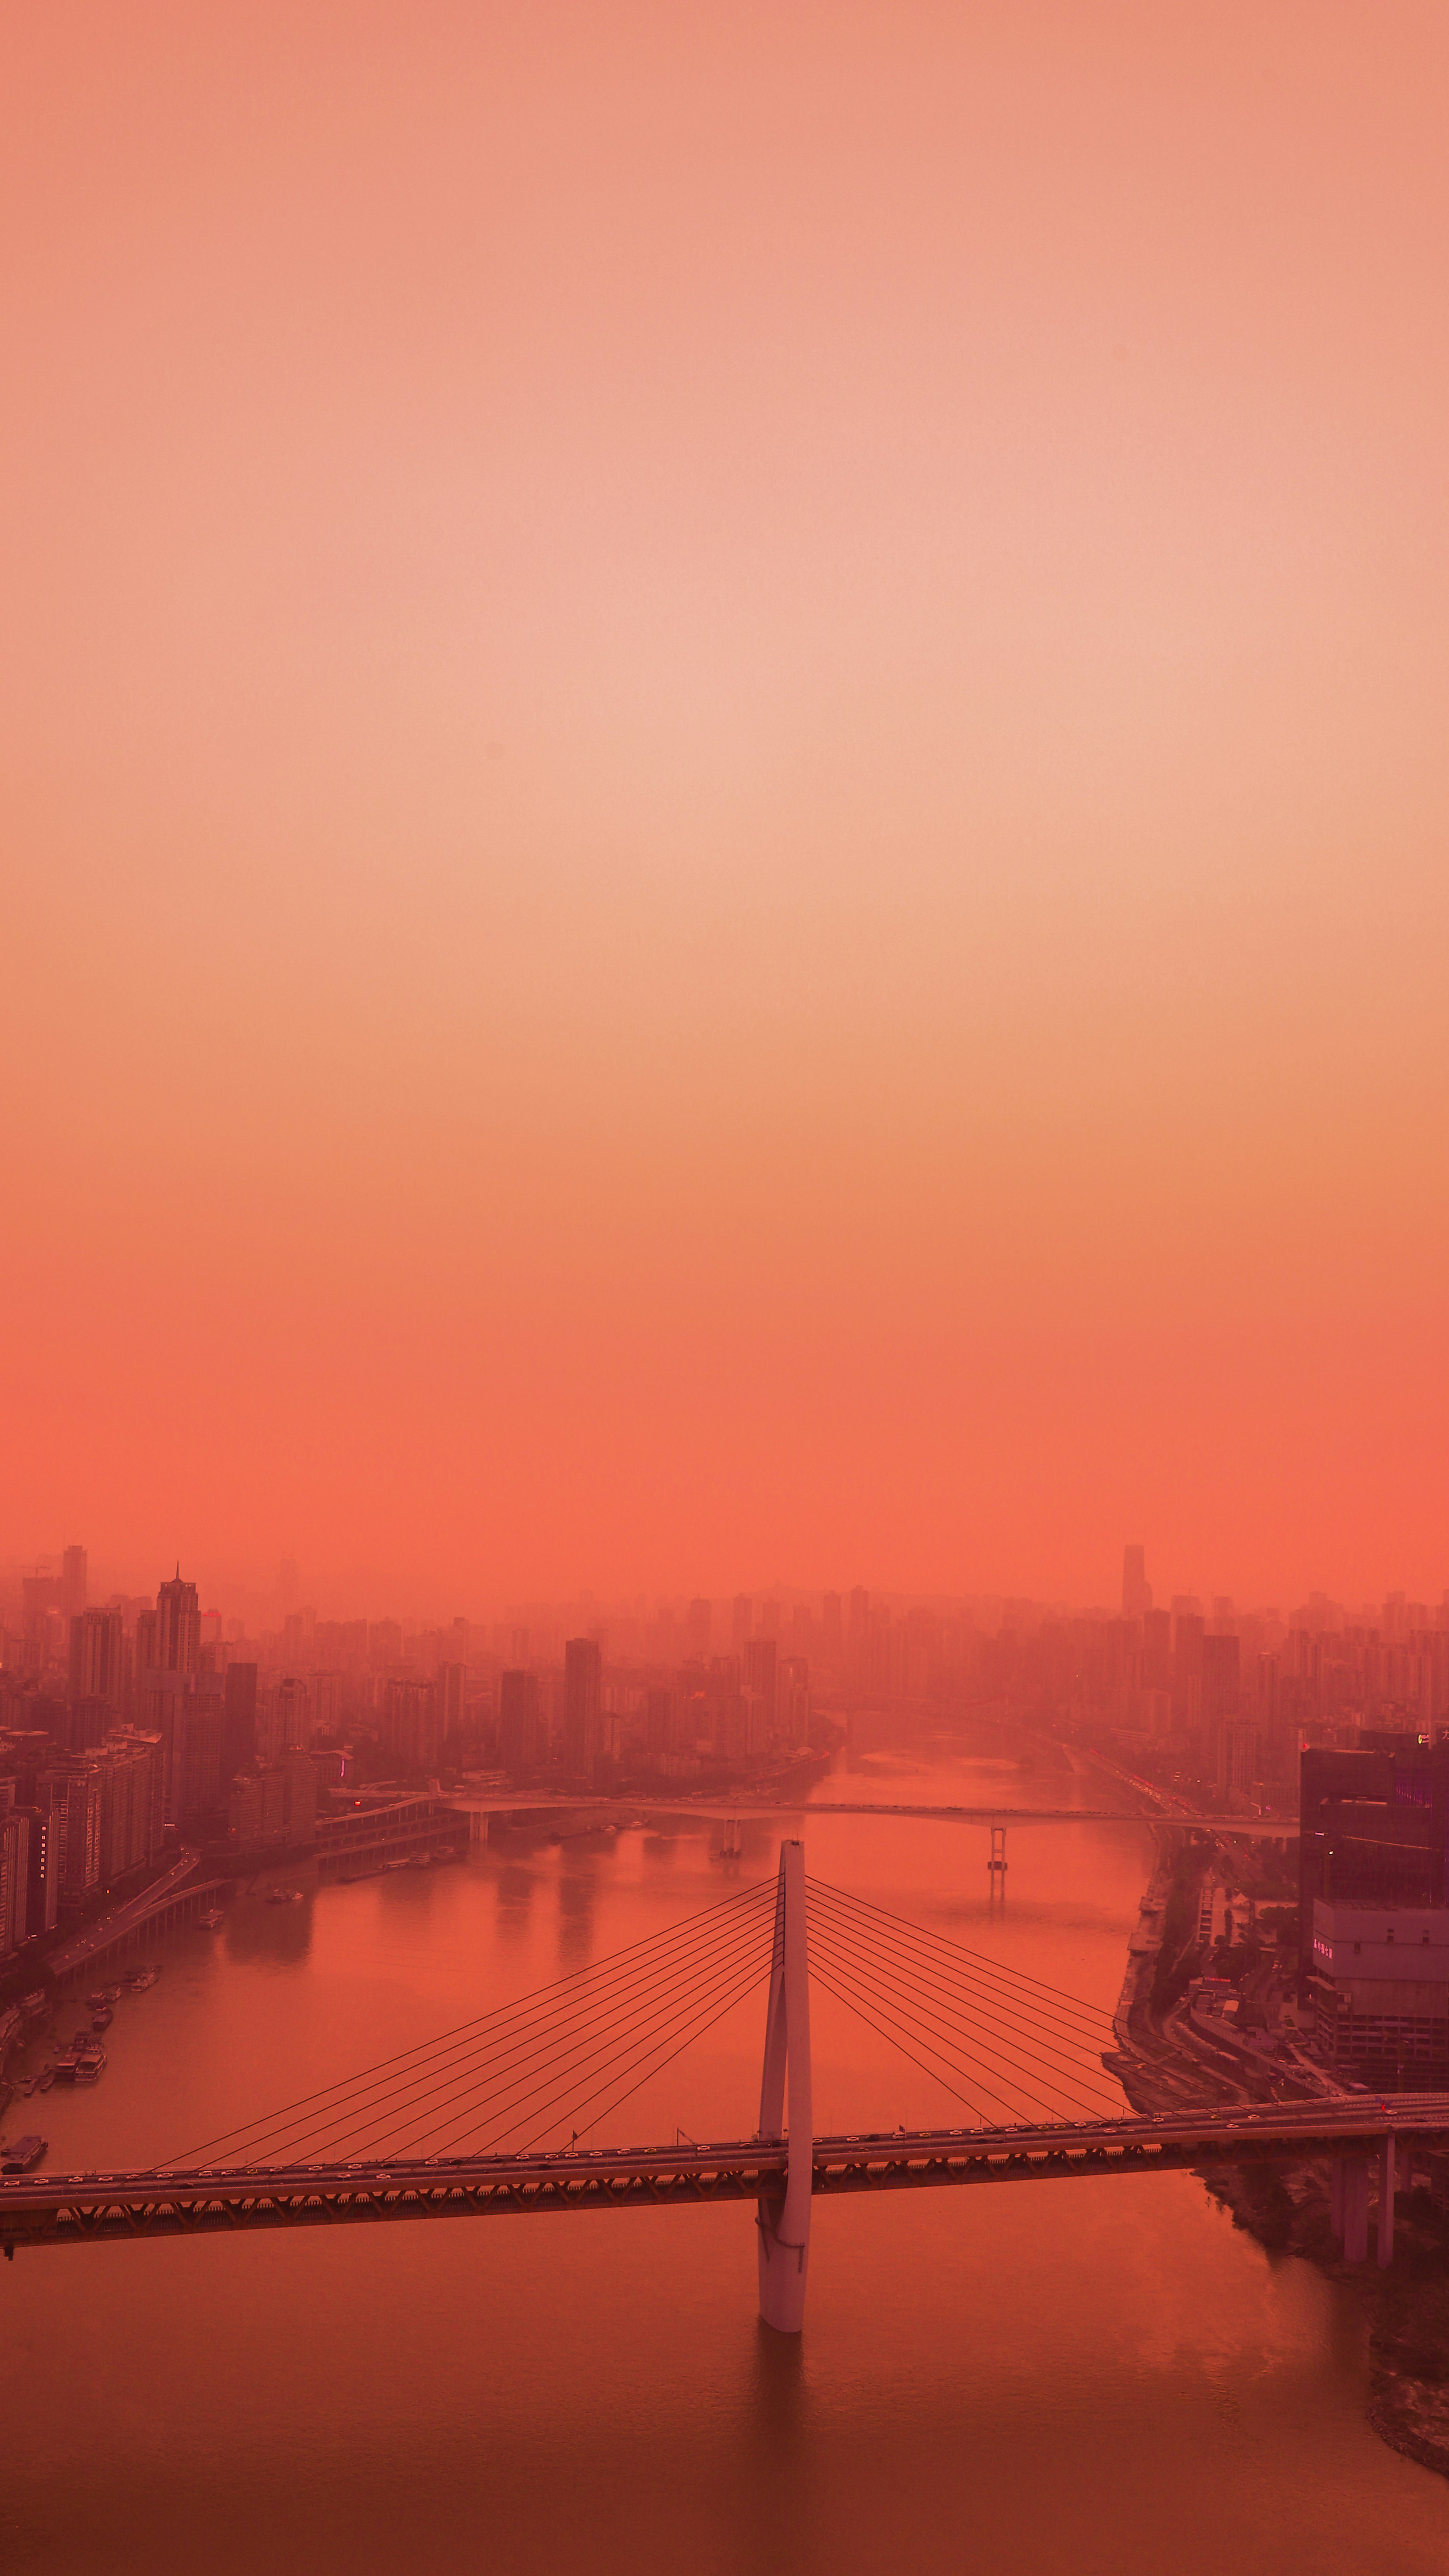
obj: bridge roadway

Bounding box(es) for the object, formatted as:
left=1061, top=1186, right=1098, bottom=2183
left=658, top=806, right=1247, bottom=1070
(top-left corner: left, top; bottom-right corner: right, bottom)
left=6, top=2097, right=1446, bottom=2256
left=462, top=1795, right=1296, bottom=1836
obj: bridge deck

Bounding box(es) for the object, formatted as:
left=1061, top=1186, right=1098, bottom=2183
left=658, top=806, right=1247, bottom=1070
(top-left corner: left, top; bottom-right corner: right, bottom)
left=6, top=2099, right=1447, bottom=2255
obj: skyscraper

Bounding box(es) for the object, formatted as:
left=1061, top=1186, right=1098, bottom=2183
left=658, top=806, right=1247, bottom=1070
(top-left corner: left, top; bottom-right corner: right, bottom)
left=499, top=1669, right=541, bottom=1774
left=222, top=1663, right=258, bottom=1775
left=1121, top=1545, right=1152, bottom=1619
left=60, top=1545, right=87, bottom=1622
left=743, top=1636, right=778, bottom=1753
left=68, top=1607, right=124, bottom=1709
left=436, top=1661, right=465, bottom=1746
left=563, top=1637, right=602, bottom=1777
left=686, top=1598, right=712, bottom=1659
left=155, top=1569, right=200, bottom=1674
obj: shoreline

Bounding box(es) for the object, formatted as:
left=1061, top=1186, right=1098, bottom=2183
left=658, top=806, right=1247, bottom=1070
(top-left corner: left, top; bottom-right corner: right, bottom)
left=1109, top=1834, right=1449, bottom=2482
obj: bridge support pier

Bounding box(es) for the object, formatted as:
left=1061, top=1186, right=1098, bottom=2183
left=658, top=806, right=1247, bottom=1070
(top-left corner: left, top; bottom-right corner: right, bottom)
left=1342, top=2157, right=1370, bottom=2263
left=1377, top=2132, right=1396, bottom=2269
left=757, top=1839, right=812, bottom=2335
left=1329, top=2155, right=1345, bottom=2244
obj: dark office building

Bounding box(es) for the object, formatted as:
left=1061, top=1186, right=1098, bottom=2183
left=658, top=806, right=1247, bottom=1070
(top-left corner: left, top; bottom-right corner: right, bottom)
left=562, top=1638, right=602, bottom=1778
left=223, top=1663, right=259, bottom=1776
left=499, top=1669, right=542, bottom=1775
left=1298, top=1742, right=1449, bottom=1960
left=1201, top=1634, right=1240, bottom=1722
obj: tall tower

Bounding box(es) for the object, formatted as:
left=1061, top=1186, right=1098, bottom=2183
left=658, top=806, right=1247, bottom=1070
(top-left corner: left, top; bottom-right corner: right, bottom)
left=1121, top=1546, right=1152, bottom=1619
left=155, top=1569, right=201, bottom=1674
left=60, top=1546, right=88, bottom=1621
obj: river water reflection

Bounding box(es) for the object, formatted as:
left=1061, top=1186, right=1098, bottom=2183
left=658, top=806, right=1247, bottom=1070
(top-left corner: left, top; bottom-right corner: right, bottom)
left=5, top=1731, right=1448, bottom=2574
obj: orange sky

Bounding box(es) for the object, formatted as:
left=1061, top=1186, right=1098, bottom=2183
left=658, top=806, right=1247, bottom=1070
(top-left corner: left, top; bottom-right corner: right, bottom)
left=4, top=3, right=1448, bottom=1612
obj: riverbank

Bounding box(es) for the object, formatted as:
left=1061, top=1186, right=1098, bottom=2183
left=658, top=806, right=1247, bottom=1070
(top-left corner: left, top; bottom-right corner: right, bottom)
left=1109, top=1836, right=1449, bottom=2481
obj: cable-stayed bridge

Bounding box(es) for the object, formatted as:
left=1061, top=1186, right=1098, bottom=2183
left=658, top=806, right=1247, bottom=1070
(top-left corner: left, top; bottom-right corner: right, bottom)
left=4, top=1849, right=1444, bottom=2327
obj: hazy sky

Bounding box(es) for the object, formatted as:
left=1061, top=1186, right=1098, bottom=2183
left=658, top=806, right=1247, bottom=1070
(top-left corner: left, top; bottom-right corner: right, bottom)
left=5, top=3, right=1447, bottom=1611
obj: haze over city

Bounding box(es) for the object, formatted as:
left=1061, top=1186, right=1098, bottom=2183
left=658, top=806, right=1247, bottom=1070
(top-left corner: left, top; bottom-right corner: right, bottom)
left=6, top=6, right=1449, bottom=1614
left=5, top=6, right=1449, bottom=2573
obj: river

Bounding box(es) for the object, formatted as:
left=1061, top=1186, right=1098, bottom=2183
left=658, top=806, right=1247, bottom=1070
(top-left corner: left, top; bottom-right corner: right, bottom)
left=4, top=1729, right=1448, bottom=2574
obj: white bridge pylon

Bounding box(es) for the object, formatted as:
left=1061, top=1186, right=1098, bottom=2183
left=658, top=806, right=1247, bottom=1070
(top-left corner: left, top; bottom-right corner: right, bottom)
left=756, top=1839, right=812, bottom=2332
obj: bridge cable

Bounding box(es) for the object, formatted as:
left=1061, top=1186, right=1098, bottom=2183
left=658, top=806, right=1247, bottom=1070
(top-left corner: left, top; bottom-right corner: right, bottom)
left=806, top=1930, right=1119, bottom=2122
left=209, top=1904, right=776, bottom=2168
left=803, top=1904, right=1123, bottom=2116
left=164, top=1875, right=777, bottom=2170
left=340, top=1935, right=776, bottom=2162
left=804, top=1876, right=1117, bottom=2031
left=802, top=1879, right=1121, bottom=2049
left=804, top=1911, right=1124, bottom=2115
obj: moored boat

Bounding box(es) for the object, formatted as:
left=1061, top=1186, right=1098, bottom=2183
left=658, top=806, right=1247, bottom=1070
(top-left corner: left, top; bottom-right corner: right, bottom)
left=1, top=2133, right=46, bottom=2174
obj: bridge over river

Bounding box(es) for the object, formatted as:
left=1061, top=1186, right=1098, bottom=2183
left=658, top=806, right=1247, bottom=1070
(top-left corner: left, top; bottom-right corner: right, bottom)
left=2, top=1849, right=1408, bottom=2327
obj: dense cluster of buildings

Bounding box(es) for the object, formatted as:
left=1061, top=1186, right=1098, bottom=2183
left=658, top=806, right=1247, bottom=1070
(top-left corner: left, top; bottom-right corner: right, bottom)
left=970, top=1545, right=1449, bottom=1808
left=11, top=1543, right=1449, bottom=2088
left=0, top=1559, right=836, bottom=1962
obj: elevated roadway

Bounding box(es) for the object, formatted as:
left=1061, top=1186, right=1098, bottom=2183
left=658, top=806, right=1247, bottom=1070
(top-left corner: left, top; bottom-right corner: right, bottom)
left=6, top=2097, right=1443, bottom=2256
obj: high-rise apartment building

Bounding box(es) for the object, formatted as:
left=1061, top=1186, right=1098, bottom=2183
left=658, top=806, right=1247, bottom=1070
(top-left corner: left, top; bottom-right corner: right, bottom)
left=743, top=1636, right=778, bottom=1752
left=563, top=1638, right=602, bottom=1777
left=383, top=1678, right=440, bottom=1776
left=499, top=1670, right=542, bottom=1774
left=436, top=1663, right=465, bottom=1745
left=1201, top=1633, right=1241, bottom=1724
left=68, top=1608, right=125, bottom=1709
left=686, top=1598, right=712, bottom=1659
left=0, top=1802, right=31, bottom=1957
left=779, top=1657, right=810, bottom=1750
left=1173, top=1611, right=1205, bottom=1728
left=222, top=1663, right=258, bottom=1775
left=275, top=1677, right=312, bottom=1754
left=731, top=1596, right=753, bottom=1652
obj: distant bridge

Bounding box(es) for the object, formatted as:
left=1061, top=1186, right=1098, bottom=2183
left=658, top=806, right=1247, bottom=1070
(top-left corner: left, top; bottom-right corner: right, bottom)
left=463, top=1795, right=1296, bottom=1838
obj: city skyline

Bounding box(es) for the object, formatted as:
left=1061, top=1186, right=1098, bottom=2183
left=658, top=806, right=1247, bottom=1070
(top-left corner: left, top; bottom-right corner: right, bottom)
left=6, top=3, right=1449, bottom=2562
left=7, top=1535, right=1449, bottom=1635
